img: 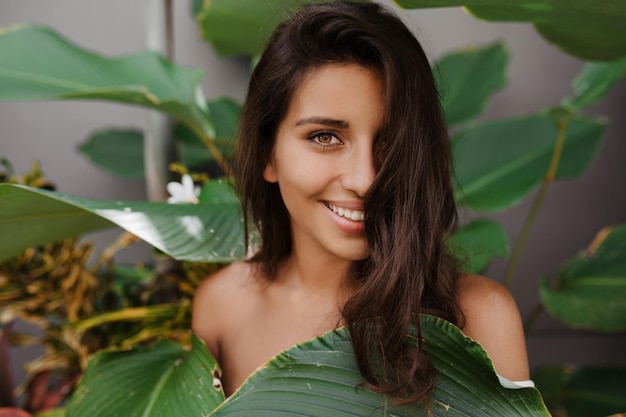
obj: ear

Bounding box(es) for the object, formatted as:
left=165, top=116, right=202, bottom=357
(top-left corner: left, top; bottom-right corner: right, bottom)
left=263, top=159, right=278, bottom=183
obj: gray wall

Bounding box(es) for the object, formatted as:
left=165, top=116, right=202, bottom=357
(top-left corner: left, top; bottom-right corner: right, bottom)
left=2, top=0, right=625, bottom=389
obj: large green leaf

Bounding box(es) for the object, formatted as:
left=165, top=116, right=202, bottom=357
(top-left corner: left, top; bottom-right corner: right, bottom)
left=533, top=365, right=626, bottom=417
left=0, top=183, right=244, bottom=263
left=540, top=225, right=626, bottom=331
left=68, top=316, right=549, bottom=416
left=393, top=0, right=626, bottom=61
left=452, top=114, right=605, bottom=211
left=565, top=56, right=626, bottom=109
left=67, top=335, right=225, bottom=417
left=77, top=98, right=241, bottom=177
left=448, top=219, right=509, bottom=274
left=174, top=97, right=241, bottom=168
left=77, top=129, right=145, bottom=178
left=194, top=0, right=333, bottom=57
left=0, top=25, right=212, bottom=138
left=217, top=315, right=550, bottom=415
left=435, top=43, right=508, bottom=127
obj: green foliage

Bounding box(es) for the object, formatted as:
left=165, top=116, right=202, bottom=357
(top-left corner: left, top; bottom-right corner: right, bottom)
left=0, top=25, right=213, bottom=140
left=194, top=0, right=324, bottom=57
left=566, top=57, right=626, bottom=109
left=77, top=129, right=145, bottom=178
left=452, top=114, right=605, bottom=211
left=0, top=183, right=244, bottom=264
left=540, top=226, right=626, bottom=331
left=67, top=335, right=224, bottom=417
left=435, top=42, right=508, bottom=127
left=175, top=97, right=241, bottom=169
left=448, top=219, right=509, bottom=274
left=67, top=317, right=550, bottom=417
left=2, top=0, right=626, bottom=415
left=393, top=0, right=626, bottom=61
left=533, top=365, right=626, bottom=417
left=76, top=97, right=241, bottom=179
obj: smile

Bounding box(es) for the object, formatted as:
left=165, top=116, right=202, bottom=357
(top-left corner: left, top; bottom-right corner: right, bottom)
left=326, top=203, right=365, bottom=222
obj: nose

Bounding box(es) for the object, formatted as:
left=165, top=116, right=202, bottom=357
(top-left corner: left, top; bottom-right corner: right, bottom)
left=341, top=142, right=375, bottom=198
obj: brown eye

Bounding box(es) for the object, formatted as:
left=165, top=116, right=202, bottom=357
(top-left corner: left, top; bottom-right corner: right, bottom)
left=318, top=133, right=333, bottom=143
left=307, top=131, right=341, bottom=147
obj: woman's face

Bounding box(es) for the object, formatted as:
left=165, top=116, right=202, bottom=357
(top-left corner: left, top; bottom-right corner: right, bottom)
left=263, top=64, right=383, bottom=263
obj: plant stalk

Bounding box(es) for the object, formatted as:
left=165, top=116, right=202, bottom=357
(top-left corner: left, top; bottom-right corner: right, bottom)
left=73, top=303, right=185, bottom=333
left=503, top=110, right=574, bottom=288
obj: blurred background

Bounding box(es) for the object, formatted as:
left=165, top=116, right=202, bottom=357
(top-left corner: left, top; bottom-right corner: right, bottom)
left=1, top=0, right=625, bottom=389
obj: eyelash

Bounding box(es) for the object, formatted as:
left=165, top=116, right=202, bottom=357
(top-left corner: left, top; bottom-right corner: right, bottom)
left=306, top=131, right=342, bottom=148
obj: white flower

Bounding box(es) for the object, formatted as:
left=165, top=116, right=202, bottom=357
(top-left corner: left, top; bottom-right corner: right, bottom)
left=167, top=174, right=200, bottom=204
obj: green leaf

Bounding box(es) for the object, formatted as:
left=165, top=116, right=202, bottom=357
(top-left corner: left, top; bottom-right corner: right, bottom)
left=195, top=0, right=332, bottom=57
left=112, top=265, right=155, bottom=299
left=174, top=97, right=241, bottom=167
left=566, top=57, right=626, bottom=109
left=208, top=97, right=242, bottom=142
left=533, top=365, right=626, bottom=417
left=393, top=0, right=626, bottom=61
left=540, top=225, right=626, bottom=331
left=70, top=316, right=549, bottom=416
left=0, top=25, right=212, bottom=138
left=191, top=0, right=203, bottom=16
left=435, top=42, right=508, bottom=127
left=452, top=114, right=605, bottom=211
left=66, top=335, right=225, bottom=417
left=0, top=183, right=244, bottom=264
left=213, top=315, right=549, bottom=416
left=448, top=219, right=509, bottom=274
left=77, top=129, right=145, bottom=178
left=198, top=179, right=239, bottom=205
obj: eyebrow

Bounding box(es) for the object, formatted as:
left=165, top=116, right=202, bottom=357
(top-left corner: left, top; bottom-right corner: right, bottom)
left=295, top=117, right=349, bottom=128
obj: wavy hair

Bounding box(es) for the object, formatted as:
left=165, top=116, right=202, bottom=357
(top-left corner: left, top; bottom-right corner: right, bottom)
left=233, top=0, right=462, bottom=406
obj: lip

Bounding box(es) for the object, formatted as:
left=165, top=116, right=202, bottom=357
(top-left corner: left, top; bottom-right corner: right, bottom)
left=322, top=201, right=366, bottom=234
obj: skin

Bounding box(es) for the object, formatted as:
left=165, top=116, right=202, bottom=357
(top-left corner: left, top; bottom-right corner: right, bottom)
left=192, top=64, right=530, bottom=396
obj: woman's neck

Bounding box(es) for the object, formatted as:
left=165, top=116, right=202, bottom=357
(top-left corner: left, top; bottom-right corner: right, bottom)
left=276, top=246, right=356, bottom=300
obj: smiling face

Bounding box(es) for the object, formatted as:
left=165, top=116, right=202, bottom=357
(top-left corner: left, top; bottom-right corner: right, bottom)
left=263, top=64, right=384, bottom=263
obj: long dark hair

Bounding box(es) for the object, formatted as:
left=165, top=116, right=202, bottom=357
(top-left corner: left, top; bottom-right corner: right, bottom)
left=234, top=0, right=462, bottom=406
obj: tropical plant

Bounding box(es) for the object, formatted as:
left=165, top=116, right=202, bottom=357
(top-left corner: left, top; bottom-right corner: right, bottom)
left=0, top=0, right=625, bottom=416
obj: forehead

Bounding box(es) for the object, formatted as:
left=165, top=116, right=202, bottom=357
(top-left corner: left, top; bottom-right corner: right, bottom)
left=282, top=64, right=384, bottom=125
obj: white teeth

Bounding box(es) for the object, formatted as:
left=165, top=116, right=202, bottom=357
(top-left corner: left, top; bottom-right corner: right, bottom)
left=327, top=203, right=365, bottom=222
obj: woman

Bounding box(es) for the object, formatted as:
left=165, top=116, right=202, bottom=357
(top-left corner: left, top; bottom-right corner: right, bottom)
left=192, top=0, right=531, bottom=407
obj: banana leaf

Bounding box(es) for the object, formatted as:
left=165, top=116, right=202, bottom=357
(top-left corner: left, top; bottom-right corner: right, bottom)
left=0, top=183, right=244, bottom=264
left=393, top=0, right=626, bottom=61
left=67, top=316, right=550, bottom=416
left=66, top=335, right=224, bottom=417
left=194, top=0, right=320, bottom=57
left=0, top=25, right=212, bottom=139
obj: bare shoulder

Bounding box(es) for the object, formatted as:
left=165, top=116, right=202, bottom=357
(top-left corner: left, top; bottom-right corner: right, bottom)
left=191, top=262, right=258, bottom=361
left=456, top=274, right=530, bottom=381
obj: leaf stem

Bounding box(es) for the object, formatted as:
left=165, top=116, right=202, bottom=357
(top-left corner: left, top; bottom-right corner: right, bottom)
left=204, top=135, right=234, bottom=177
left=503, top=109, right=574, bottom=288
left=73, top=303, right=186, bottom=332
